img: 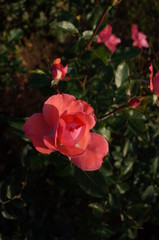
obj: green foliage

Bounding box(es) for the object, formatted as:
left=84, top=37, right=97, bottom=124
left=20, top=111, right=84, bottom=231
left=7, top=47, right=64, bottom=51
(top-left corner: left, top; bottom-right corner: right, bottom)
left=56, top=21, right=79, bottom=34
left=74, top=167, right=108, bottom=198
left=111, top=47, right=141, bottom=63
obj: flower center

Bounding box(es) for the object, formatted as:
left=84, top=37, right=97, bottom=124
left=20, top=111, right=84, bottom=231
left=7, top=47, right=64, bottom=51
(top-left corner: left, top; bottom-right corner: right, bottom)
left=57, top=114, right=85, bottom=148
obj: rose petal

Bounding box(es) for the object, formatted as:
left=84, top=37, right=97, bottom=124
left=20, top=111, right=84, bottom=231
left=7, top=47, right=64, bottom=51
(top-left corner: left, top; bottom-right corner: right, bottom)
left=57, top=141, right=86, bottom=157
left=97, top=24, right=121, bottom=53
left=43, top=94, right=75, bottom=117
left=57, top=118, right=77, bottom=147
left=72, top=111, right=95, bottom=130
left=44, top=133, right=88, bottom=157
left=153, top=72, right=159, bottom=96
left=43, top=101, right=59, bottom=128
left=105, top=34, right=121, bottom=53
left=131, top=24, right=149, bottom=49
left=31, top=137, right=53, bottom=154
left=138, top=33, right=149, bottom=48
left=53, top=58, right=61, bottom=65
left=149, top=64, right=154, bottom=92
left=71, top=133, right=109, bottom=171
left=43, top=136, right=57, bottom=151
left=23, top=113, right=54, bottom=154
left=97, top=25, right=112, bottom=43
left=62, top=64, right=68, bottom=78
left=131, top=24, right=138, bottom=40
left=56, top=114, right=91, bottom=157
left=43, top=94, right=84, bottom=121
left=55, top=69, right=62, bottom=80
left=80, top=100, right=94, bottom=115
left=57, top=124, right=91, bottom=157
left=66, top=99, right=83, bottom=115
left=79, top=100, right=96, bottom=128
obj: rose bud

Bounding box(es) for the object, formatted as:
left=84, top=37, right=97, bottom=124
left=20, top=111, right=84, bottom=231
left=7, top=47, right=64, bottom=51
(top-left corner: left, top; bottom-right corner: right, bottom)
left=128, top=97, right=142, bottom=108
left=52, top=58, right=68, bottom=81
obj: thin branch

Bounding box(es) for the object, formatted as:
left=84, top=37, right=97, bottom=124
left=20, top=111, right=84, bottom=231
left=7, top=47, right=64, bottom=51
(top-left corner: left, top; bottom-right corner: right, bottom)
left=99, top=105, right=127, bottom=121
left=82, top=74, right=87, bottom=91
left=55, top=84, right=60, bottom=94
left=87, top=6, right=108, bottom=50
left=87, top=0, right=118, bottom=51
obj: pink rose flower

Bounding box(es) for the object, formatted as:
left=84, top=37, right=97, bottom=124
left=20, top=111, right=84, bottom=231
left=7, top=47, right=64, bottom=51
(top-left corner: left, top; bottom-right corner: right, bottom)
left=23, top=94, right=109, bottom=171
left=128, top=97, right=142, bottom=108
left=52, top=58, right=68, bottom=81
left=149, top=64, right=159, bottom=96
left=131, top=24, right=149, bottom=49
left=97, top=24, right=121, bottom=53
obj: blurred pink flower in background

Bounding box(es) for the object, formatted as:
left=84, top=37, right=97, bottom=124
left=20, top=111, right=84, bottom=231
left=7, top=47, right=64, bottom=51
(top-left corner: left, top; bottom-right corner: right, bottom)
left=131, top=24, right=149, bottom=49
left=52, top=58, right=68, bottom=81
left=24, top=94, right=109, bottom=171
left=149, top=64, right=159, bottom=96
left=97, top=24, right=121, bottom=53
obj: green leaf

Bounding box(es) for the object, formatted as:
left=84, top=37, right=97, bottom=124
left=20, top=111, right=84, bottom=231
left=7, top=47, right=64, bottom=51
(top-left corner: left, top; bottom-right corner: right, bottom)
left=9, top=120, right=24, bottom=132
left=96, top=227, right=115, bottom=238
left=0, top=44, right=8, bottom=54
left=30, top=69, right=45, bottom=74
left=88, top=202, right=105, bottom=213
left=116, top=183, right=129, bottom=194
left=74, top=168, right=107, bottom=198
left=128, top=110, right=145, bottom=120
left=112, top=47, right=141, bottom=63
left=54, top=155, right=73, bottom=177
left=103, top=65, right=114, bottom=85
left=108, top=192, right=121, bottom=210
left=12, top=199, right=26, bottom=208
left=128, top=228, right=138, bottom=240
left=8, top=119, right=28, bottom=141
left=56, top=21, right=79, bottom=34
left=121, top=161, right=134, bottom=176
left=6, top=185, right=12, bottom=199
left=28, top=73, right=51, bottom=88
left=100, top=160, right=113, bottom=177
left=142, top=185, right=155, bottom=202
left=115, top=62, right=129, bottom=88
left=127, top=110, right=148, bottom=141
left=98, top=127, right=111, bottom=142
left=151, top=157, right=158, bottom=178
left=91, top=45, right=108, bottom=65
left=7, top=28, right=23, bottom=42
left=127, top=203, right=151, bottom=222
left=0, top=182, right=8, bottom=202
left=81, top=30, right=93, bottom=40
left=80, top=51, right=91, bottom=65
left=29, top=154, right=43, bottom=171
left=128, top=118, right=148, bottom=141
left=123, top=140, right=130, bottom=157
left=2, top=211, right=16, bottom=220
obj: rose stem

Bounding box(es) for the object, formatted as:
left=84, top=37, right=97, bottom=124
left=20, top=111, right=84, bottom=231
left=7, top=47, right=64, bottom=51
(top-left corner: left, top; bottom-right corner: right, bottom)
left=87, top=6, right=109, bottom=50
left=99, top=105, right=127, bottom=121
left=82, top=5, right=110, bottom=90
left=55, top=84, right=60, bottom=94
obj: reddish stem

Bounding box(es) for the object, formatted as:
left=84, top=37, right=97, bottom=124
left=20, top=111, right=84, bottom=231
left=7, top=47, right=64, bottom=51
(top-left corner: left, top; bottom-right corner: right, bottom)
left=55, top=84, right=60, bottom=94
left=87, top=6, right=108, bottom=50
left=99, top=105, right=127, bottom=120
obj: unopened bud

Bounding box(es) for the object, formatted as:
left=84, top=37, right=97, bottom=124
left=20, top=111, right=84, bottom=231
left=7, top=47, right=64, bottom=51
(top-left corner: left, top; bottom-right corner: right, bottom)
left=52, top=58, right=68, bottom=81
left=128, top=97, right=141, bottom=108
